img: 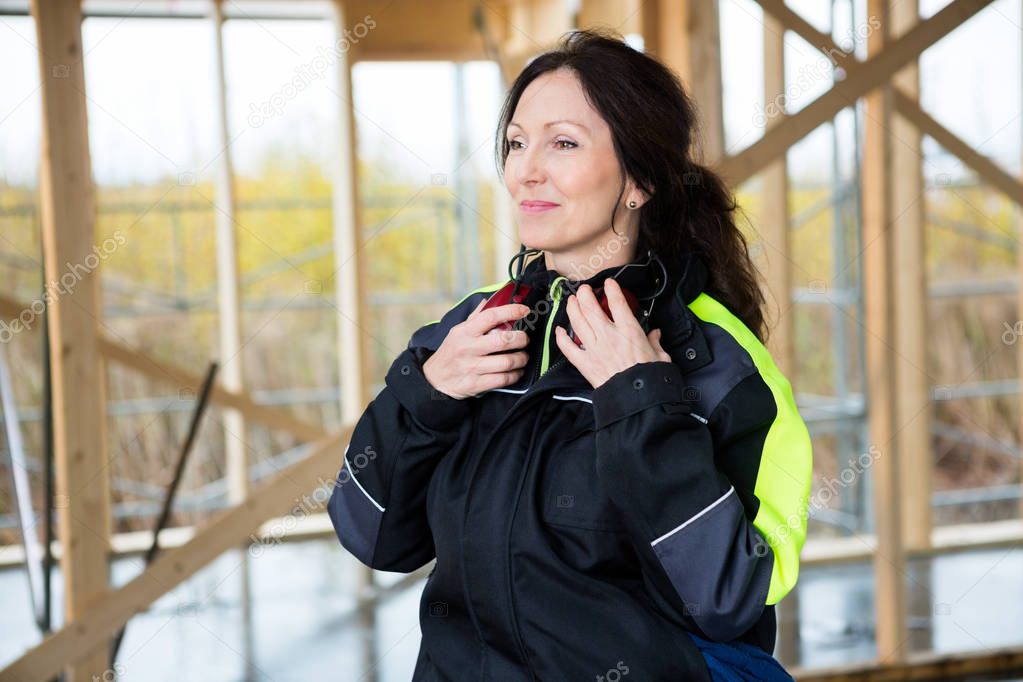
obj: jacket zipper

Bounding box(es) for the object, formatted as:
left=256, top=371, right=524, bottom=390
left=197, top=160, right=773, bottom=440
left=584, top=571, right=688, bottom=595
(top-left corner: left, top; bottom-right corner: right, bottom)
left=534, top=275, right=567, bottom=385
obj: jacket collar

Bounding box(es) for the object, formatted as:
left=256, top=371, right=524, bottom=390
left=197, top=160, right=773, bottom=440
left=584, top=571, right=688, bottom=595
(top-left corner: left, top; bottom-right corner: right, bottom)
left=649, top=249, right=714, bottom=375
left=508, top=247, right=715, bottom=396
left=516, top=248, right=664, bottom=302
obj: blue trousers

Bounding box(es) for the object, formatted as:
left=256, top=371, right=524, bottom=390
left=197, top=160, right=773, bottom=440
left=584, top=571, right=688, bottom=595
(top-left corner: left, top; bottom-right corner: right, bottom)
left=687, top=632, right=795, bottom=682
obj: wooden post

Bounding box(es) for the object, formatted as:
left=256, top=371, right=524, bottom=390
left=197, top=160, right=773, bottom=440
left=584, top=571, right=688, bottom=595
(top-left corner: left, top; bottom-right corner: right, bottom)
left=890, top=0, right=931, bottom=552
left=496, top=0, right=573, bottom=84
left=862, top=0, right=907, bottom=663
left=760, top=5, right=794, bottom=379
left=329, top=3, right=376, bottom=678
left=211, top=0, right=248, bottom=507
left=30, top=1, right=111, bottom=678
left=642, top=0, right=725, bottom=165
left=210, top=1, right=256, bottom=672
left=1014, top=0, right=1023, bottom=527
left=577, top=0, right=642, bottom=34
left=329, top=1, right=368, bottom=427
left=760, top=6, right=799, bottom=665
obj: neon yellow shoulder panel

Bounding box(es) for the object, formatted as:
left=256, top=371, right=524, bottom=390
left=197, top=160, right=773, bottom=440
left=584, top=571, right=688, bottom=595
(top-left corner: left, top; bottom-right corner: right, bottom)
left=688, top=292, right=813, bottom=606
left=422, top=280, right=508, bottom=327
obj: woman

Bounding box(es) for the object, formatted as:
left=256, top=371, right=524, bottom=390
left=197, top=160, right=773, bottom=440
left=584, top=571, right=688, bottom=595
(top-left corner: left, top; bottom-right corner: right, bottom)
left=328, top=29, right=812, bottom=681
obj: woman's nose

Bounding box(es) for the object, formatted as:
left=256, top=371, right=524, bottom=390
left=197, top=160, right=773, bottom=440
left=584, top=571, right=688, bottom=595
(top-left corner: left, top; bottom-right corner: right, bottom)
left=515, top=147, right=546, bottom=186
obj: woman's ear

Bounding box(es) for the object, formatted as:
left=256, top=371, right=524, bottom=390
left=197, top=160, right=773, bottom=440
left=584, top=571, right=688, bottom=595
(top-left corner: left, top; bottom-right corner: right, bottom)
left=624, top=177, right=654, bottom=209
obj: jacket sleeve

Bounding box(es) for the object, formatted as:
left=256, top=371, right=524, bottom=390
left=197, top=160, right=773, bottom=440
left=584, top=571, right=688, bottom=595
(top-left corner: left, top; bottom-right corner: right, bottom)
left=706, top=369, right=813, bottom=608
left=590, top=359, right=811, bottom=641
left=327, top=343, right=470, bottom=573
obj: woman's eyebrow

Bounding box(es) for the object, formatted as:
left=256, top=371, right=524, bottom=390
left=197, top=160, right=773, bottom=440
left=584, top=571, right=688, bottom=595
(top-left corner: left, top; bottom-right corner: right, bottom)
left=508, top=119, right=590, bottom=133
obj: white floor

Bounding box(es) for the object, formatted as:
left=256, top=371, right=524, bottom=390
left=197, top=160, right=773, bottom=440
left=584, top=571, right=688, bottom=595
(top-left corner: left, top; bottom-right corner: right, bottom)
left=2, top=540, right=1021, bottom=681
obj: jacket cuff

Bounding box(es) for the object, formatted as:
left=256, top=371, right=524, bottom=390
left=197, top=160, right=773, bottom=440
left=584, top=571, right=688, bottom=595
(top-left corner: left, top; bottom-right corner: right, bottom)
left=592, top=361, right=692, bottom=430
left=385, top=347, right=470, bottom=432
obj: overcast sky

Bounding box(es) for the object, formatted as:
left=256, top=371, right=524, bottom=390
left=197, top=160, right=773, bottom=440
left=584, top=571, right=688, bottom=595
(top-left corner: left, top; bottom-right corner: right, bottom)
left=0, top=0, right=1020, bottom=189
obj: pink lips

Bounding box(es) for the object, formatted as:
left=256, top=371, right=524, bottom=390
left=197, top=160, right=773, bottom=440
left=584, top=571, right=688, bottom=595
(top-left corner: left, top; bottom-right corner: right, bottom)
left=520, top=200, right=560, bottom=214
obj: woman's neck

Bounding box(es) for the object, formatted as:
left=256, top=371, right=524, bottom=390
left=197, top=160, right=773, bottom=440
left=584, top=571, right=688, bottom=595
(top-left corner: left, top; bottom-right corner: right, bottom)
left=542, top=243, right=639, bottom=282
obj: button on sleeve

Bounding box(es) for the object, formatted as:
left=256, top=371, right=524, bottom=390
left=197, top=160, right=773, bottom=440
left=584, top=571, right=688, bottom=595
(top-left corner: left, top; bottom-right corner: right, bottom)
left=384, top=346, right=471, bottom=432
left=591, top=361, right=692, bottom=430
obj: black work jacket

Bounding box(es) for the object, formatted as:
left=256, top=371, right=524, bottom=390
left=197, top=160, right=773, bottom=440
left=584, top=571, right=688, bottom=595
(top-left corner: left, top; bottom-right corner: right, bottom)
left=328, top=249, right=812, bottom=681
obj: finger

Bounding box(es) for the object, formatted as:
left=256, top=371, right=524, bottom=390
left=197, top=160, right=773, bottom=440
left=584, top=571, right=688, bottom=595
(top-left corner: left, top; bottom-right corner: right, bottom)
left=466, top=297, right=488, bottom=318
left=565, top=294, right=596, bottom=348
left=473, top=350, right=529, bottom=375
left=648, top=327, right=671, bottom=361
left=576, top=283, right=613, bottom=329
left=647, top=327, right=663, bottom=351
left=476, top=328, right=528, bottom=354
left=475, top=367, right=526, bottom=393
left=604, top=278, right=641, bottom=331
left=555, top=324, right=586, bottom=365
left=465, top=302, right=529, bottom=336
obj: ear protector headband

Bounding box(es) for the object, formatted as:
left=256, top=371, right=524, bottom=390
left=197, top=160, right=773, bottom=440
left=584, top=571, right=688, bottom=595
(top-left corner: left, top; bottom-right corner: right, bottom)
left=481, top=245, right=667, bottom=346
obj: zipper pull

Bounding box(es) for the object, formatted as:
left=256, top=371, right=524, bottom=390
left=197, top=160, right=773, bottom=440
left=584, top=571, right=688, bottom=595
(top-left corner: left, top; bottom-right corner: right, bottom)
left=549, top=276, right=567, bottom=302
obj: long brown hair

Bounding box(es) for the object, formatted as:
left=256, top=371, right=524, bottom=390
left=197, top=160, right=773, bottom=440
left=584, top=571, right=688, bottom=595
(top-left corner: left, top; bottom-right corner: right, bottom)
left=494, top=27, right=768, bottom=344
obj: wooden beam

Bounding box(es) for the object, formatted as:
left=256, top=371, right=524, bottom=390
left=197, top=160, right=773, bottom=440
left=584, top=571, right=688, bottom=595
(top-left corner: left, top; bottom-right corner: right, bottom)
left=890, top=0, right=932, bottom=554
left=641, top=0, right=725, bottom=164
left=757, top=0, right=1023, bottom=210
left=755, top=0, right=849, bottom=64
left=723, top=0, right=996, bottom=186
left=640, top=0, right=683, bottom=82
left=756, top=0, right=1023, bottom=554
left=211, top=0, right=248, bottom=506
left=330, top=0, right=369, bottom=422
left=0, top=429, right=349, bottom=681
left=760, top=3, right=793, bottom=379
left=486, top=0, right=574, bottom=83
left=892, top=89, right=1023, bottom=208
left=1, top=309, right=327, bottom=445
left=328, top=0, right=377, bottom=656
left=97, top=336, right=327, bottom=441
left=792, top=644, right=1023, bottom=682
left=345, top=0, right=494, bottom=62
left=680, top=1, right=724, bottom=164
left=862, top=0, right=906, bottom=663
left=30, top=1, right=110, bottom=678
left=1019, top=30, right=1023, bottom=526
left=577, top=0, right=642, bottom=35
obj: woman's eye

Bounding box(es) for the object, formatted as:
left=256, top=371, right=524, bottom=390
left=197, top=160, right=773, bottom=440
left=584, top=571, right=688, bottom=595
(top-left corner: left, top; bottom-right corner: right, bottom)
left=507, top=138, right=576, bottom=150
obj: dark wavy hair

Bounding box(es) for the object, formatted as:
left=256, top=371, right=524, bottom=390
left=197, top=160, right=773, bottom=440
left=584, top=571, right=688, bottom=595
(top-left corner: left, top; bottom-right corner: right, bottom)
left=494, top=27, right=768, bottom=344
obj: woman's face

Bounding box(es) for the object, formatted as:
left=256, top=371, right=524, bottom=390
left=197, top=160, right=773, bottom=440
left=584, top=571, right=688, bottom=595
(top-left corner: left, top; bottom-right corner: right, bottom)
left=503, top=67, right=646, bottom=275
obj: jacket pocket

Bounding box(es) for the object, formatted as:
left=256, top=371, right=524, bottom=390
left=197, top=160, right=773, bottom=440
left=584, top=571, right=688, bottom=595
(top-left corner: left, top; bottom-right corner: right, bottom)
left=539, top=428, right=628, bottom=532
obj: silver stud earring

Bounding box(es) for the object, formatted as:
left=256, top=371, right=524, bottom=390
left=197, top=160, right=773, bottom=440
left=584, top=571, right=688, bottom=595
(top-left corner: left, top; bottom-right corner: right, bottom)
left=628, top=200, right=637, bottom=209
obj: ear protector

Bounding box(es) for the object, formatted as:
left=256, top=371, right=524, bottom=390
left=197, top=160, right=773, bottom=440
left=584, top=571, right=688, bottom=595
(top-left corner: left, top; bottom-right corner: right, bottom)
left=481, top=245, right=667, bottom=347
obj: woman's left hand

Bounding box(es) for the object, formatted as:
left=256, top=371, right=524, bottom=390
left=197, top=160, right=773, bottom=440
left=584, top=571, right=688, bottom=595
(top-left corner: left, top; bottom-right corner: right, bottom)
left=554, top=277, right=672, bottom=389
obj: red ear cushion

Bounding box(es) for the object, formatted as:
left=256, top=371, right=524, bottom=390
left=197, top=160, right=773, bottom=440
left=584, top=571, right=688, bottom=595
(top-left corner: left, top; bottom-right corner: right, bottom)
left=568, top=284, right=642, bottom=346
left=481, top=281, right=533, bottom=331
left=595, top=286, right=640, bottom=318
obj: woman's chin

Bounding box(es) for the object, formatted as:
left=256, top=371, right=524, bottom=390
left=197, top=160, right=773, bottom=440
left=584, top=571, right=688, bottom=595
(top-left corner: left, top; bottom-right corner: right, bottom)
left=518, top=228, right=561, bottom=253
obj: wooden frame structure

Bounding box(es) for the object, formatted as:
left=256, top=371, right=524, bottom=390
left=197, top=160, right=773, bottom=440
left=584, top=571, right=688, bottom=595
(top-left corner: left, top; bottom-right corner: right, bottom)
left=1, top=0, right=1021, bottom=679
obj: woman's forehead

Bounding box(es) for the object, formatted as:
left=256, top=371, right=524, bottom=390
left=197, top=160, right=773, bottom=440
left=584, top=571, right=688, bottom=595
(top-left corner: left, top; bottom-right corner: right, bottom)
left=512, top=73, right=605, bottom=132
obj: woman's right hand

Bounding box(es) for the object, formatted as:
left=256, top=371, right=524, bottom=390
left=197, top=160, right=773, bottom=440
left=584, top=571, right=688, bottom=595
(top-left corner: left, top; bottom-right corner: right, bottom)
left=422, top=299, right=531, bottom=399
